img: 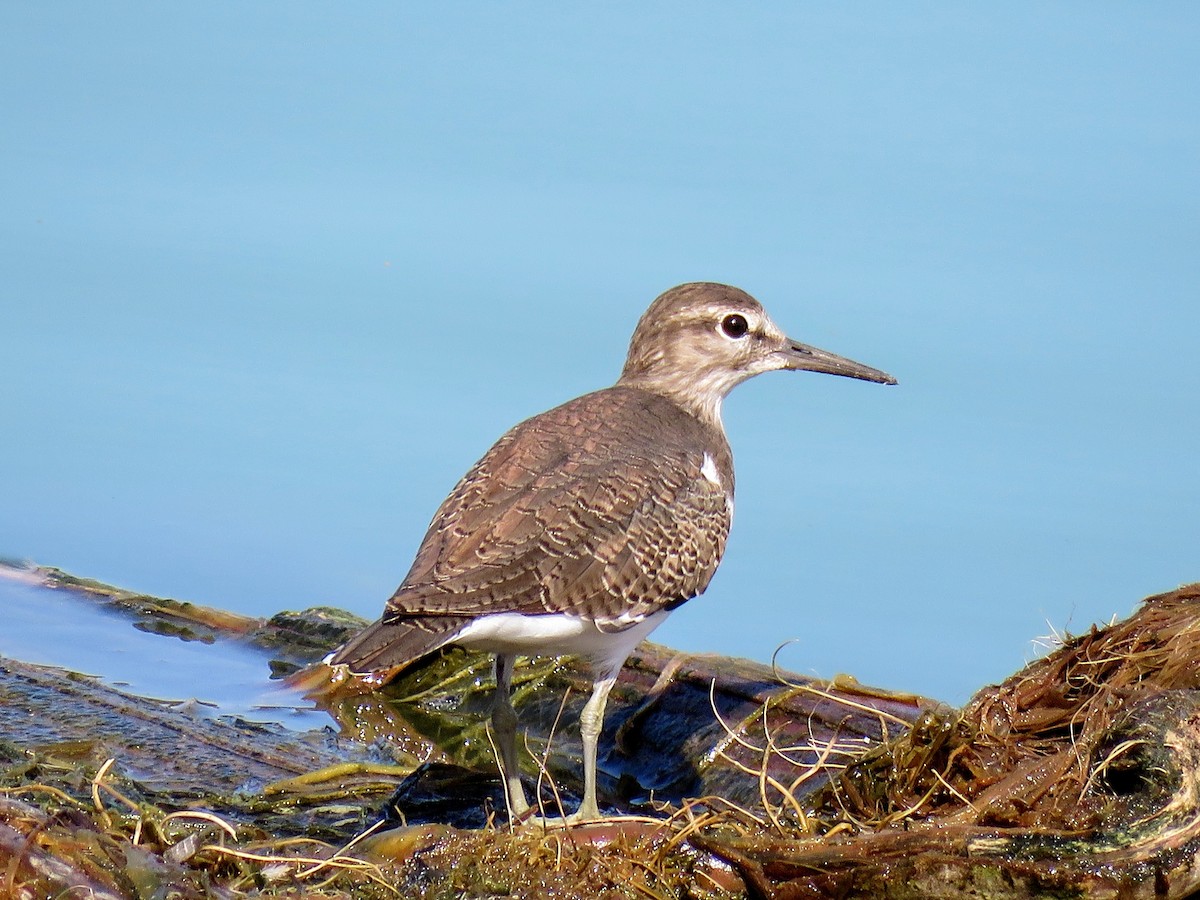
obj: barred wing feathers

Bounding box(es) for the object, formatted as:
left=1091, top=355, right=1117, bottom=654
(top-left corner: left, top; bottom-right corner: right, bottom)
left=330, top=387, right=733, bottom=675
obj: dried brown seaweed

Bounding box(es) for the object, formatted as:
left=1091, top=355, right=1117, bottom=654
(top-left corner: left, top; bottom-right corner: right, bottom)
left=697, top=583, right=1200, bottom=898
left=5, top=562, right=1200, bottom=898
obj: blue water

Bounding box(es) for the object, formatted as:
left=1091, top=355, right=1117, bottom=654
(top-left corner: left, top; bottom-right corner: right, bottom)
left=2, top=6, right=1198, bottom=707
left=0, top=576, right=324, bottom=729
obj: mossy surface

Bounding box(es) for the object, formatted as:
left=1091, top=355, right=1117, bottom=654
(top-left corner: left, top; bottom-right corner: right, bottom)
left=4, top=562, right=1200, bottom=898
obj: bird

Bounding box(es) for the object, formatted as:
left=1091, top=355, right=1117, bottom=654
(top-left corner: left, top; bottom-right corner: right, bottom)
left=324, top=282, right=896, bottom=824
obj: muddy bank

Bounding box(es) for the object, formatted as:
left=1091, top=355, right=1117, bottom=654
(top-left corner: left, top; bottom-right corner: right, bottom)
left=2, top=563, right=1199, bottom=897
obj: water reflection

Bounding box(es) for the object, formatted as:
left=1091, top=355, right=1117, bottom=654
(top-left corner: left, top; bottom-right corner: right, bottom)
left=0, top=576, right=325, bottom=729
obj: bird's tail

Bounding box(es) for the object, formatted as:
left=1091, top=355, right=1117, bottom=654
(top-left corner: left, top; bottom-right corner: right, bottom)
left=330, top=615, right=469, bottom=673
left=292, top=615, right=470, bottom=697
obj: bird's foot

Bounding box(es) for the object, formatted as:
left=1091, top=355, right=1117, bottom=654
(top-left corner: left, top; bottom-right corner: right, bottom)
left=510, top=799, right=603, bottom=829
left=514, top=811, right=600, bottom=829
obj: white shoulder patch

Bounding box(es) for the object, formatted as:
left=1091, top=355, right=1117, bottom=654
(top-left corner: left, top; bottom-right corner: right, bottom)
left=700, top=452, right=722, bottom=487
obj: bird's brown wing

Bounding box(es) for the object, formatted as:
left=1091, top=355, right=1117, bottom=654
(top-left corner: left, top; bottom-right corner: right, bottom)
left=383, top=388, right=732, bottom=627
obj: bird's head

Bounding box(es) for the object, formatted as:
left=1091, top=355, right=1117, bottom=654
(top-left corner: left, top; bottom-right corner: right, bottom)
left=617, top=282, right=896, bottom=424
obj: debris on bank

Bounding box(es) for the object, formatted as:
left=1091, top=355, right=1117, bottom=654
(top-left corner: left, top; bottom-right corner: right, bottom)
left=2, top=562, right=1198, bottom=898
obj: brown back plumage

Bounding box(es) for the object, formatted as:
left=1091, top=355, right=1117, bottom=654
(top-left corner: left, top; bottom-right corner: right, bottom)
left=329, top=385, right=733, bottom=673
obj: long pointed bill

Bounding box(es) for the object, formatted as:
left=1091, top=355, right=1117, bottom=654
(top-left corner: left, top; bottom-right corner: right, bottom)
left=781, top=338, right=898, bottom=385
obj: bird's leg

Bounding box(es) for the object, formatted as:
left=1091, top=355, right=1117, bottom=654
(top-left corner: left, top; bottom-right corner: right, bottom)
left=492, top=653, right=530, bottom=818
left=573, top=671, right=617, bottom=823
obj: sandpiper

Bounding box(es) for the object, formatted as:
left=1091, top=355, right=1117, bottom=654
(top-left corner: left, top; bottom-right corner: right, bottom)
left=326, top=282, right=896, bottom=823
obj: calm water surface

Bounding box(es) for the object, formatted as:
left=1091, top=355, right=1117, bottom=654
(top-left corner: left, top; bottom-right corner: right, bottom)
left=0, top=576, right=324, bottom=729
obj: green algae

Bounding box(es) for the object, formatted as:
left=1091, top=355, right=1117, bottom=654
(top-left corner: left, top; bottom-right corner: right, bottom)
left=6, top=562, right=1200, bottom=898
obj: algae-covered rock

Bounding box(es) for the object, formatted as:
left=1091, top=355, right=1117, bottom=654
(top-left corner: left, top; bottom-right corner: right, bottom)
left=5, top=561, right=1200, bottom=898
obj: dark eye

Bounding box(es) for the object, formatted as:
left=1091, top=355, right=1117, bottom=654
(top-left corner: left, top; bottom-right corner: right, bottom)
left=721, top=313, right=750, bottom=338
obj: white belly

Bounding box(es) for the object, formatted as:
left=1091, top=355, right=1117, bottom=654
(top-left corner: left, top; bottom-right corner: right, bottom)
left=452, top=609, right=670, bottom=676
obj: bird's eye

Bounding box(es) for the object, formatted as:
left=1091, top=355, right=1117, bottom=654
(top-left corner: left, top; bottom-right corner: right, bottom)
left=721, top=314, right=750, bottom=339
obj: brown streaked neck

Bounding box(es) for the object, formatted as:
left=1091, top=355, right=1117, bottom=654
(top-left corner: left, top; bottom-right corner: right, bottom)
left=615, top=368, right=735, bottom=431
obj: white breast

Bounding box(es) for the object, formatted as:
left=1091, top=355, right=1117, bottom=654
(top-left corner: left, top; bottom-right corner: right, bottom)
left=453, top=609, right=670, bottom=676
left=700, top=452, right=722, bottom=487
